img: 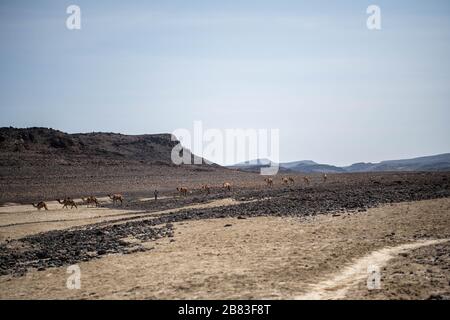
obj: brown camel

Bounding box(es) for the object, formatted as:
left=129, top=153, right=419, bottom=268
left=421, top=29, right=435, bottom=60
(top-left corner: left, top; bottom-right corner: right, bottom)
left=201, top=184, right=210, bottom=195
left=82, top=196, right=99, bottom=207
left=264, top=178, right=273, bottom=188
left=288, top=177, right=295, bottom=184
left=108, top=194, right=123, bottom=205
left=177, top=187, right=188, bottom=196
left=32, top=201, right=48, bottom=211
left=282, top=177, right=289, bottom=185
left=57, top=198, right=77, bottom=209
left=303, top=176, right=310, bottom=185
left=223, top=182, right=231, bottom=191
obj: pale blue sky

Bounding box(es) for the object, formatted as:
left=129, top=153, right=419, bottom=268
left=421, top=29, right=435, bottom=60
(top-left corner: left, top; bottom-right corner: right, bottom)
left=0, top=0, right=449, bottom=165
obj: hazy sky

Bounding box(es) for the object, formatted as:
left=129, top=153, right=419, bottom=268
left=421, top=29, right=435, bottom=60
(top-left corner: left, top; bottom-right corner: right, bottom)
left=1, top=0, right=449, bottom=165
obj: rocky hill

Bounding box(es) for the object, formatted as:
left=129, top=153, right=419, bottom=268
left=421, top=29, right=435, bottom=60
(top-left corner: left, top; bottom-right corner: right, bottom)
left=0, top=127, right=204, bottom=167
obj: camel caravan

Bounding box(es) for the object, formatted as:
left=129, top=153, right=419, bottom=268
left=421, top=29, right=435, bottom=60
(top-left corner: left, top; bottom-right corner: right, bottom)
left=31, top=174, right=329, bottom=211
left=176, top=182, right=231, bottom=197
left=267, top=174, right=329, bottom=188
left=31, top=195, right=119, bottom=211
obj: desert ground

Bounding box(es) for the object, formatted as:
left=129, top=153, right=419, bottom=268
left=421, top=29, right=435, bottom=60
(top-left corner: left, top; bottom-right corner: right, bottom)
left=0, top=171, right=449, bottom=299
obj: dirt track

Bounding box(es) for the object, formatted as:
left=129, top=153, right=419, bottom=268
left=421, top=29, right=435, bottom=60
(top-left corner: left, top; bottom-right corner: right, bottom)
left=0, top=198, right=244, bottom=241
left=295, top=239, right=449, bottom=300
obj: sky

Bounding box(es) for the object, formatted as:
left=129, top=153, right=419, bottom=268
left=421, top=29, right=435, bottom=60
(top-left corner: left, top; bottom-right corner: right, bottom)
left=0, top=0, right=449, bottom=166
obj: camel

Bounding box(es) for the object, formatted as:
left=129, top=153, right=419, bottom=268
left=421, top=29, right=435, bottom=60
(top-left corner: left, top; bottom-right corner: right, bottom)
left=82, top=196, right=99, bottom=207
left=57, top=198, right=77, bottom=209
left=223, top=182, right=231, bottom=191
left=32, top=201, right=48, bottom=211
left=282, top=177, right=289, bottom=185
left=177, top=187, right=188, bottom=196
left=201, top=184, right=210, bottom=195
left=323, top=173, right=328, bottom=182
left=81, top=197, right=88, bottom=207
left=303, top=176, right=310, bottom=185
left=264, top=178, right=273, bottom=188
left=288, top=177, right=295, bottom=184
left=90, top=196, right=99, bottom=207
left=108, top=194, right=123, bottom=205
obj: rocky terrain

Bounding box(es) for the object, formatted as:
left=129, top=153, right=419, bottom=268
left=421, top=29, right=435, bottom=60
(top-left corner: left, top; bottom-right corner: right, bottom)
left=1, top=171, right=449, bottom=277
left=0, top=127, right=449, bottom=299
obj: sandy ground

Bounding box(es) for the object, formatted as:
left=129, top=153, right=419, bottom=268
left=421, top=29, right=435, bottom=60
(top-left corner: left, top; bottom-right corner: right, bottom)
left=0, top=199, right=139, bottom=241
left=295, top=239, right=449, bottom=300
left=0, top=197, right=449, bottom=299
left=0, top=198, right=245, bottom=241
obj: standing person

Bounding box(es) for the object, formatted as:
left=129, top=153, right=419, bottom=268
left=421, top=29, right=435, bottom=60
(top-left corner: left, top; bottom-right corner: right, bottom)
left=154, top=189, right=159, bottom=201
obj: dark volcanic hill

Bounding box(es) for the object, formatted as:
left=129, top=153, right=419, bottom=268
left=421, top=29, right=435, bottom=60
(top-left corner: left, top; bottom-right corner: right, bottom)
left=0, top=127, right=203, bottom=167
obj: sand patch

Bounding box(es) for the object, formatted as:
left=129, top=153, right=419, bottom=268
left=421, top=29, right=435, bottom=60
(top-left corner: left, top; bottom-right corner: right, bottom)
left=0, top=198, right=252, bottom=241
left=295, top=239, right=449, bottom=300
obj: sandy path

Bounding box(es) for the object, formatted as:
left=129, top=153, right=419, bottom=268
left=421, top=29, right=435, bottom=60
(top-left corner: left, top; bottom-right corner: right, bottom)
left=0, top=197, right=111, bottom=214
left=295, top=239, right=450, bottom=300
left=0, top=198, right=249, bottom=241
left=0, top=199, right=143, bottom=241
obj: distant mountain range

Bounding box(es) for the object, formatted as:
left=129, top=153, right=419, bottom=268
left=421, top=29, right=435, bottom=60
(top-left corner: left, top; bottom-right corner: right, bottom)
left=228, top=153, right=450, bottom=173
